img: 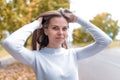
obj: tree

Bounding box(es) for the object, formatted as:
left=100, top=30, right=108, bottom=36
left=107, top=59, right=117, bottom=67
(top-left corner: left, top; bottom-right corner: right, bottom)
left=0, top=0, right=69, bottom=32
left=72, top=12, right=119, bottom=45
left=0, top=0, right=69, bottom=42
left=90, top=13, right=119, bottom=39
left=72, top=27, right=94, bottom=45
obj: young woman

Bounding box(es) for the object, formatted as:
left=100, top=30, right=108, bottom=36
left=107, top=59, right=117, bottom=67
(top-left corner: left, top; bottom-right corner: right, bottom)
left=2, top=8, right=112, bottom=80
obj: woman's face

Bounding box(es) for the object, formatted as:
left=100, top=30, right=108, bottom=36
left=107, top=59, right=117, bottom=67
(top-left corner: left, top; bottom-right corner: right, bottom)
left=44, top=17, right=68, bottom=48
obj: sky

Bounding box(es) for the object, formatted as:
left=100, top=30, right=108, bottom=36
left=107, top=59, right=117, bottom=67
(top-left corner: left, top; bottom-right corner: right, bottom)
left=69, top=0, right=120, bottom=40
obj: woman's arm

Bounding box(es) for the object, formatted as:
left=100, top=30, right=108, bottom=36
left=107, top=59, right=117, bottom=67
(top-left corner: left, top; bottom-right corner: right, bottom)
left=74, top=17, right=112, bottom=60
left=2, top=20, right=40, bottom=66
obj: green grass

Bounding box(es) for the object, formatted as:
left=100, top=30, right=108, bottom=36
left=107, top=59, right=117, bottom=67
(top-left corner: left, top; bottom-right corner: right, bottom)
left=73, top=40, right=120, bottom=48
left=108, top=40, right=120, bottom=48
left=0, top=46, right=10, bottom=58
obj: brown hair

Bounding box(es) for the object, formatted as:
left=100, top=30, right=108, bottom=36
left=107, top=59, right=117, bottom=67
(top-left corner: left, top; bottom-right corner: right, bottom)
left=32, top=9, right=72, bottom=50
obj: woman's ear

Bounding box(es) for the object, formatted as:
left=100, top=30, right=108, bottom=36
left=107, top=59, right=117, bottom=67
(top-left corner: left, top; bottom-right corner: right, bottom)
left=44, top=28, right=48, bottom=36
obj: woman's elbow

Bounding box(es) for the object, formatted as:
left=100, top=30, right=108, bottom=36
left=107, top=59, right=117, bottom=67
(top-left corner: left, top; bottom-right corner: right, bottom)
left=2, top=38, right=14, bottom=49
left=97, top=37, right=112, bottom=47
left=104, top=37, right=113, bottom=46
left=2, top=39, right=12, bottom=48
left=2, top=38, right=10, bottom=47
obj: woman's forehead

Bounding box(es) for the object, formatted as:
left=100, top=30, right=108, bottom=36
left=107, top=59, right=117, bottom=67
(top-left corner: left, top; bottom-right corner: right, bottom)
left=50, top=17, right=68, bottom=24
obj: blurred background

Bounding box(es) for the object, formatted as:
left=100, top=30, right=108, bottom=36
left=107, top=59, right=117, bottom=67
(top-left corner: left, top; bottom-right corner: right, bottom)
left=0, top=0, right=120, bottom=80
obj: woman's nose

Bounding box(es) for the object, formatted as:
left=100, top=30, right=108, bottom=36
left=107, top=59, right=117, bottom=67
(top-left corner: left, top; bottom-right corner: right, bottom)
left=58, top=29, right=64, bottom=34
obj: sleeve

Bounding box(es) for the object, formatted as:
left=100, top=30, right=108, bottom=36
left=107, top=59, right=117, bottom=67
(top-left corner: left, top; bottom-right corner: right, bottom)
left=2, top=20, right=40, bottom=66
left=73, top=17, right=112, bottom=60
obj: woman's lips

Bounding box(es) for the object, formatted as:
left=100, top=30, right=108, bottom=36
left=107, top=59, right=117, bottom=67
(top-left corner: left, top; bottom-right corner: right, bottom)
left=56, top=37, right=64, bottom=39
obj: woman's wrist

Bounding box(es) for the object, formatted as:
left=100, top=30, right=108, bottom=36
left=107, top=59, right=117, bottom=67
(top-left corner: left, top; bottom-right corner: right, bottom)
left=37, top=17, right=43, bottom=28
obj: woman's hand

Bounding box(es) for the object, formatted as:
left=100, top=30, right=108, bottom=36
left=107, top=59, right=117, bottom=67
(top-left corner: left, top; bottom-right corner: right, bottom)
left=37, top=17, right=43, bottom=28
left=58, top=8, right=78, bottom=22
left=69, top=14, right=77, bottom=22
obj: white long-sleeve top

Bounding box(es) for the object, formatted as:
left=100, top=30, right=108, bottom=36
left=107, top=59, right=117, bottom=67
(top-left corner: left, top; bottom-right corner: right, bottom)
left=2, top=17, right=112, bottom=80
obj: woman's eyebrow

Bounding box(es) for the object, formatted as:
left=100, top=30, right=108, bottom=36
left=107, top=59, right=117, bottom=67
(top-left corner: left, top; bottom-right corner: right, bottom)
left=50, top=24, right=58, bottom=26
left=50, top=24, right=69, bottom=27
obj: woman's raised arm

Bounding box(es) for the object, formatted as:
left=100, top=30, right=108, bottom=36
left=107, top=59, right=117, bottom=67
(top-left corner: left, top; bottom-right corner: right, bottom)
left=74, top=17, right=112, bottom=60
left=2, top=20, right=41, bottom=66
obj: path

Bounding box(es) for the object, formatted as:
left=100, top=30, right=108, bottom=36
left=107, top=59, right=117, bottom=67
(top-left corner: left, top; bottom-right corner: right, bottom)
left=78, top=47, right=120, bottom=80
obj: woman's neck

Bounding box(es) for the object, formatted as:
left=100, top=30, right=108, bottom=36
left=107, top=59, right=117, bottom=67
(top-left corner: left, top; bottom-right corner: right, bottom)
left=47, top=44, right=62, bottom=48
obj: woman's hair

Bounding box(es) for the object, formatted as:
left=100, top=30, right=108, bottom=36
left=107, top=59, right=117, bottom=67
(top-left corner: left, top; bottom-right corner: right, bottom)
left=32, top=8, right=73, bottom=50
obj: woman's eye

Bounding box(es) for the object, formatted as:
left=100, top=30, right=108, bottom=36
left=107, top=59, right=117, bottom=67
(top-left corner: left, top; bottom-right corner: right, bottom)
left=63, top=27, right=68, bottom=31
left=52, top=26, right=58, bottom=30
left=52, top=26, right=68, bottom=31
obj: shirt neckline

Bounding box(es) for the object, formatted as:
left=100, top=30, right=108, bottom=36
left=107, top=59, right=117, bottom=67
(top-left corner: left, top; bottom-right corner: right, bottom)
left=41, top=47, right=66, bottom=55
